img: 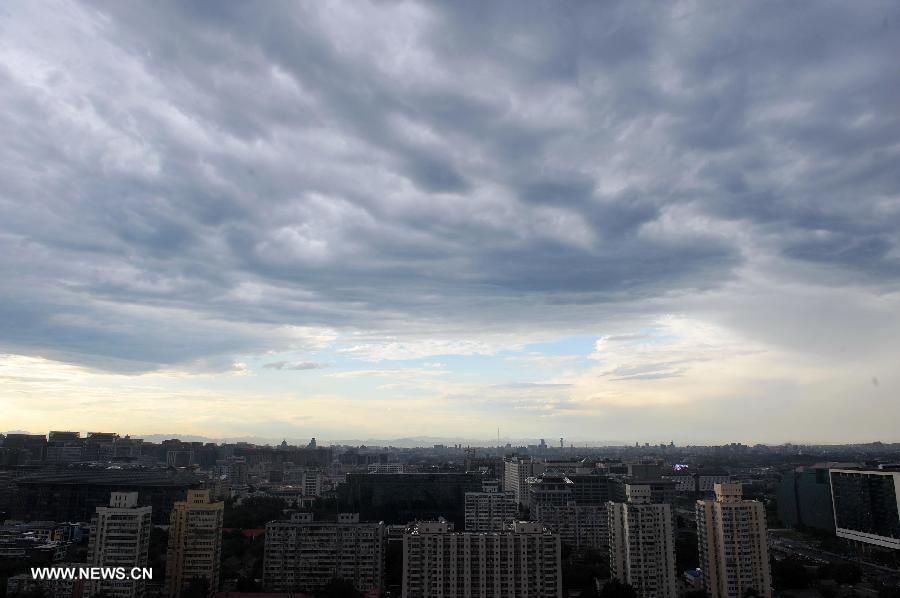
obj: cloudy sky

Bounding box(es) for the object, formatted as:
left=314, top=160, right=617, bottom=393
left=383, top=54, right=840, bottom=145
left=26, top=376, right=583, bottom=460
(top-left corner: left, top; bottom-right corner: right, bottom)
left=1, top=1, right=899, bottom=444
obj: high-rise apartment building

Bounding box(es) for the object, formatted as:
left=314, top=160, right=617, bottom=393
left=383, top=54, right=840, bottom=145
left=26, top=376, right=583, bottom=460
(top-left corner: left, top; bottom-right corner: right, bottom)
left=535, top=504, right=609, bottom=552
left=662, top=471, right=731, bottom=494
left=87, top=492, right=152, bottom=598
left=13, top=469, right=202, bottom=524
left=696, top=483, right=772, bottom=598
left=47, top=431, right=84, bottom=463
left=463, top=452, right=503, bottom=479
left=214, top=456, right=249, bottom=486
left=464, top=481, right=518, bottom=531
left=164, top=489, right=224, bottom=597
left=829, top=467, right=900, bottom=549
left=502, top=458, right=585, bottom=507
left=566, top=473, right=610, bottom=505
left=527, top=474, right=574, bottom=509
left=279, top=466, right=325, bottom=497
left=627, top=462, right=662, bottom=480
left=263, top=512, right=384, bottom=594
left=402, top=520, right=562, bottom=598
left=608, top=485, right=678, bottom=598
left=83, top=432, right=120, bottom=461
left=367, top=463, right=405, bottom=474
left=697, top=473, right=733, bottom=494
left=339, top=472, right=484, bottom=528
left=2, top=433, right=47, bottom=462
left=504, top=457, right=546, bottom=507
left=610, top=479, right=677, bottom=506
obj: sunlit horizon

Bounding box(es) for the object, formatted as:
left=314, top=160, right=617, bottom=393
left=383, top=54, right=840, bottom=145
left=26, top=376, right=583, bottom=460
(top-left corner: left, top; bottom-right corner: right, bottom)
left=2, top=1, right=898, bottom=443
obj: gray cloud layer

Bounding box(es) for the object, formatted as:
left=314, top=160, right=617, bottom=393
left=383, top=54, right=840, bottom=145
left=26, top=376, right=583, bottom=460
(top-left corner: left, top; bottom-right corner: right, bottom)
left=0, top=1, right=898, bottom=372
left=263, top=361, right=327, bottom=371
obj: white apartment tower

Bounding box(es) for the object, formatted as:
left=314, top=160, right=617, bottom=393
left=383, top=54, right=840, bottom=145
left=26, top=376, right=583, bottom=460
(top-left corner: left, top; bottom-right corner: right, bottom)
left=402, top=520, right=562, bottom=598
left=164, top=489, right=225, bottom=598
left=282, top=464, right=326, bottom=497
left=504, top=457, right=546, bottom=506
left=696, top=483, right=772, bottom=598
left=87, top=492, right=153, bottom=598
left=608, top=485, right=678, bottom=598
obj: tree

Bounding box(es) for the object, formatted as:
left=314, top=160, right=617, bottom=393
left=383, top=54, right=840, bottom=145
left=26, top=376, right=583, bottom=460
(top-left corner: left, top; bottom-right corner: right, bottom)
left=772, top=557, right=810, bottom=589
left=179, top=576, right=210, bottom=598
left=149, top=526, right=169, bottom=585
left=235, top=576, right=263, bottom=591
left=223, top=496, right=288, bottom=528
left=600, top=579, right=638, bottom=598
left=817, top=561, right=863, bottom=585
left=676, top=531, right=699, bottom=570
left=315, top=577, right=362, bottom=598
left=833, top=563, right=862, bottom=585
left=384, top=535, right=404, bottom=591
left=562, top=547, right=609, bottom=591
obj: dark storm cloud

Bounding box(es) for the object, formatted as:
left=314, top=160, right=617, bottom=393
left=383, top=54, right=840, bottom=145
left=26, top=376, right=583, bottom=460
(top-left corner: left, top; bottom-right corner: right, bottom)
left=0, top=0, right=898, bottom=371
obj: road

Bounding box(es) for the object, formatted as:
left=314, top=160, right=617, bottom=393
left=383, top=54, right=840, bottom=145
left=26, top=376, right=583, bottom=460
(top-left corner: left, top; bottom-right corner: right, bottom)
left=768, top=531, right=900, bottom=583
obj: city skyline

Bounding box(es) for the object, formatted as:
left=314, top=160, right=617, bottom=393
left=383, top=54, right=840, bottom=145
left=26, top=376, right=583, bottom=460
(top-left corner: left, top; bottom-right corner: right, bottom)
left=4, top=429, right=900, bottom=451
left=2, top=1, right=900, bottom=442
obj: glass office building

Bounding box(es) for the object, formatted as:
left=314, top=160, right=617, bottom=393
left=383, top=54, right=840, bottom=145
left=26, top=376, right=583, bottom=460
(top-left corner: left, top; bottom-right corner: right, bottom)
left=830, top=468, right=900, bottom=549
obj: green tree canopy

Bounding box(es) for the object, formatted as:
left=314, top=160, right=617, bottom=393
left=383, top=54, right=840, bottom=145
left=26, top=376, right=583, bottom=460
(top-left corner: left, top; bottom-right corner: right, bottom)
left=600, top=579, right=638, bottom=598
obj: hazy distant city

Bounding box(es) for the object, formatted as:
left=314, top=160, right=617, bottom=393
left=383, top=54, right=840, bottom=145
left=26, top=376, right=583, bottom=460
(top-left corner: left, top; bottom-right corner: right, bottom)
left=2, top=431, right=900, bottom=597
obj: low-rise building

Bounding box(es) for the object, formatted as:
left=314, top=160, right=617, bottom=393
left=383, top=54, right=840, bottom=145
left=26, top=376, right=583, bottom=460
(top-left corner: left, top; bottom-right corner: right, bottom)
left=6, top=562, right=84, bottom=597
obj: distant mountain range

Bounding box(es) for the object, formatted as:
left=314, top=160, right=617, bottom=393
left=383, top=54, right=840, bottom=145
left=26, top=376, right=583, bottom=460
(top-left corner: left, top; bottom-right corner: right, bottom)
left=138, top=434, right=630, bottom=448
left=3, top=430, right=628, bottom=448
left=9, top=430, right=893, bottom=448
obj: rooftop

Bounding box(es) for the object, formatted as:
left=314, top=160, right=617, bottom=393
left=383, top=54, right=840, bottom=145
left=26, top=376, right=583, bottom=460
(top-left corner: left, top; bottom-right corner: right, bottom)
left=15, top=469, right=202, bottom=487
